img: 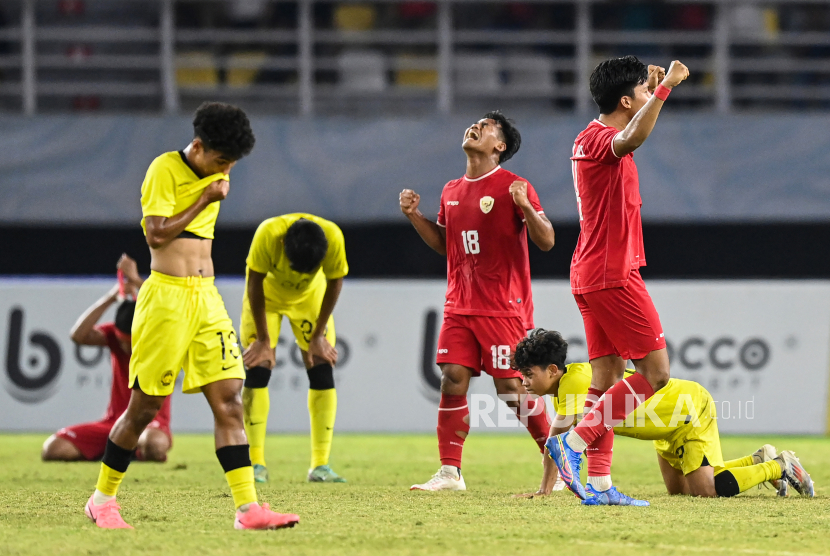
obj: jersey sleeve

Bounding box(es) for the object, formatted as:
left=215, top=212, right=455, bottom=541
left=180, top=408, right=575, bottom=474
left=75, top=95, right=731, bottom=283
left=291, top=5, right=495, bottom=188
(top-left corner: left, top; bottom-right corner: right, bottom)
left=94, top=323, right=119, bottom=352
left=322, top=223, right=349, bottom=280
left=246, top=220, right=274, bottom=275
left=140, top=158, right=177, bottom=218
left=436, top=189, right=446, bottom=227
left=582, top=125, right=622, bottom=165
left=554, top=364, right=593, bottom=416
left=513, top=180, right=545, bottom=221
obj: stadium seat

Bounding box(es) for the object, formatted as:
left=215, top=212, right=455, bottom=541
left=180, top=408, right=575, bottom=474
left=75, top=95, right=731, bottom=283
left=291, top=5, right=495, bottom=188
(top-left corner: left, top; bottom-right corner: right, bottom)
left=338, top=49, right=387, bottom=92
left=502, top=53, right=555, bottom=95
left=393, top=55, right=438, bottom=89
left=334, top=4, right=377, bottom=31
left=454, top=54, right=501, bottom=95
left=226, top=51, right=267, bottom=89
left=176, top=51, right=219, bottom=89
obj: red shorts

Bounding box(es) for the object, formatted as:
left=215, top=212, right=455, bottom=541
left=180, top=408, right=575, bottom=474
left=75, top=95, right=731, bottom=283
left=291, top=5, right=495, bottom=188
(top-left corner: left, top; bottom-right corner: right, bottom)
left=573, top=269, right=666, bottom=361
left=436, top=312, right=526, bottom=379
left=56, top=419, right=171, bottom=461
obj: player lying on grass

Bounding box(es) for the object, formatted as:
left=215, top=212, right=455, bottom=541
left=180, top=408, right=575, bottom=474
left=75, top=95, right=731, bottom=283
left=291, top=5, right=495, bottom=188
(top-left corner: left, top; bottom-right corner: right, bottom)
left=42, top=254, right=172, bottom=463
left=241, top=214, right=348, bottom=484
left=400, top=111, right=556, bottom=491
left=83, top=102, right=298, bottom=530
left=513, top=329, right=815, bottom=502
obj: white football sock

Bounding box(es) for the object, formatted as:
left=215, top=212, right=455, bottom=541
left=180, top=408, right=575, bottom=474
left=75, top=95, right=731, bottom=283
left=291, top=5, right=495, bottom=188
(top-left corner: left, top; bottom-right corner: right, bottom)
left=92, top=489, right=115, bottom=506
left=588, top=475, right=613, bottom=492
left=565, top=431, right=588, bottom=453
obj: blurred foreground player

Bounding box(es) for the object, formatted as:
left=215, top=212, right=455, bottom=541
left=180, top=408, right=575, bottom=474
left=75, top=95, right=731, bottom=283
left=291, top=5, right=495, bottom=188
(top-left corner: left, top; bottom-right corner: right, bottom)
left=400, top=111, right=555, bottom=491
left=549, top=57, right=690, bottom=505
left=515, top=330, right=815, bottom=501
left=83, top=102, right=298, bottom=530
left=241, top=214, right=348, bottom=483
left=42, top=254, right=172, bottom=463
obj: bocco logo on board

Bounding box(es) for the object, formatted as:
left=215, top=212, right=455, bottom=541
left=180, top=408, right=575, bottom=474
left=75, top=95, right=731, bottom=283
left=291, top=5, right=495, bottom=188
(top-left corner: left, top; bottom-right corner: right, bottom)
left=4, top=307, right=63, bottom=403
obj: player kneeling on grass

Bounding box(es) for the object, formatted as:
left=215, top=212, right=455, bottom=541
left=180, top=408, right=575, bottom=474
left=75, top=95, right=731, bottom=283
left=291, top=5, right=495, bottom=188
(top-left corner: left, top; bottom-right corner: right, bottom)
left=42, top=254, right=172, bottom=463
left=513, top=329, right=815, bottom=502
left=240, top=214, right=348, bottom=484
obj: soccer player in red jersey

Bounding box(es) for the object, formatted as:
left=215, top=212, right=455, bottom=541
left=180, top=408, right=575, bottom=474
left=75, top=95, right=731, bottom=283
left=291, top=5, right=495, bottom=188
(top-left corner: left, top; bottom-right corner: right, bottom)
left=547, top=56, right=689, bottom=506
left=400, top=111, right=556, bottom=491
left=42, top=254, right=172, bottom=463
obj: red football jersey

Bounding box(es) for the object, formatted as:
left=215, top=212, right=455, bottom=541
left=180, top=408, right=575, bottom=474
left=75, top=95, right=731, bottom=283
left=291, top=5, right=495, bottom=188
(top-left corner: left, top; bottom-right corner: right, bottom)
left=437, top=166, right=544, bottom=328
left=570, top=119, right=646, bottom=294
left=98, top=323, right=171, bottom=428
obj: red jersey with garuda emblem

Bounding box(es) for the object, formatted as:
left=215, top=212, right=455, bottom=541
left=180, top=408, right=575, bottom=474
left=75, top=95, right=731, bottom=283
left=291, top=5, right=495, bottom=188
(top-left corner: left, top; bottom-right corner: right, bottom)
left=436, top=165, right=545, bottom=329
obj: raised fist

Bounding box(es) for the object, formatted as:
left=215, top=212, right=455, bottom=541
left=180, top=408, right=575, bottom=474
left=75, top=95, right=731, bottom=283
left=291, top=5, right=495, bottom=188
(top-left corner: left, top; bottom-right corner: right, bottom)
left=647, top=64, right=666, bottom=93
left=662, top=60, right=690, bottom=89
left=399, top=189, right=421, bottom=217
left=202, top=179, right=230, bottom=203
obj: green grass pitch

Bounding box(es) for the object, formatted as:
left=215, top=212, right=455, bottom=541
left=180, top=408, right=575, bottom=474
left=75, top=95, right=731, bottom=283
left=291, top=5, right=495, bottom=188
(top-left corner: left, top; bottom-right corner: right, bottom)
left=1, top=433, right=829, bottom=556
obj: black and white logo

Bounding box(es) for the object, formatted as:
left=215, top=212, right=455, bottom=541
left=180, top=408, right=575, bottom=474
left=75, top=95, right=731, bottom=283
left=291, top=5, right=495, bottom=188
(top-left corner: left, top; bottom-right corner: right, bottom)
left=4, top=307, right=63, bottom=403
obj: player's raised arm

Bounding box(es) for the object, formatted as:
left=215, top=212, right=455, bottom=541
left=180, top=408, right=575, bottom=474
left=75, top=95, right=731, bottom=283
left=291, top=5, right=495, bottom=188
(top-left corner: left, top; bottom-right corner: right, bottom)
left=509, top=180, right=554, bottom=251
left=399, top=189, right=447, bottom=256
left=144, top=179, right=229, bottom=249
left=612, top=60, right=689, bottom=158
left=70, top=284, right=119, bottom=346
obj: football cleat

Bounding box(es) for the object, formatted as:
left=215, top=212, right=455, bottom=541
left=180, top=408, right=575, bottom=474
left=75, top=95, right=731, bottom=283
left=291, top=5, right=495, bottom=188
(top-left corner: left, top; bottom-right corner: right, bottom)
left=84, top=495, right=133, bottom=529
left=581, top=484, right=650, bottom=507
left=307, top=465, right=347, bottom=483
left=752, top=444, right=781, bottom=491
left=234, top=503, right=299, bottom=530
left=253, top=464, right=269, bottom=484
left=410, top=465, right=466, bottom=491
left=776, top=450, right=815, bottom=497
left=546, top=432, right=586, bottom=500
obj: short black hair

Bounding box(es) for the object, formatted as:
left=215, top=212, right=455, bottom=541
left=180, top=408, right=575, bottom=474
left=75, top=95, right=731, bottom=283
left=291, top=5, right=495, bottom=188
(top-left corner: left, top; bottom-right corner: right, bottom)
left=193, top=101, right=255, bottom=161
left=114, top=300, right=135, bottom=335
left=589, top=55, right=648, bottom=115
left=284, top=219, right=329, bottom=274
left=512, top=329, right=568, bottom=372
left=483, top=110, right=521, bottom=164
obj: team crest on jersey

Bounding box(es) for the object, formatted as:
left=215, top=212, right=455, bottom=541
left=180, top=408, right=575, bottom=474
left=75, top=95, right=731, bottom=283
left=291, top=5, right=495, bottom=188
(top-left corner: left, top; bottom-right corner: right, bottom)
left=480, top=196, right=494, bottom=214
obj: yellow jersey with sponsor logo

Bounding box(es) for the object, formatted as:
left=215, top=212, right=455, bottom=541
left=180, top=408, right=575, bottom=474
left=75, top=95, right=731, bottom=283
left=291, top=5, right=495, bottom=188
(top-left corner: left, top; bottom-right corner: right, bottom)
left=552, top=364, right=711, bottom=443
left=140, top=151, right=228, bottom=240
left=245, top=213, right=349, bottom=304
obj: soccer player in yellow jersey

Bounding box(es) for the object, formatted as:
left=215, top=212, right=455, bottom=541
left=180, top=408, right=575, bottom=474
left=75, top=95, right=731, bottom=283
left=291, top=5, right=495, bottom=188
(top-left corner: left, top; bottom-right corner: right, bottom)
left=512, top=329, right=814, bottom=502
left=83, top=102, right=299, bottom=530
left=240, top=213, right=348, bottom=483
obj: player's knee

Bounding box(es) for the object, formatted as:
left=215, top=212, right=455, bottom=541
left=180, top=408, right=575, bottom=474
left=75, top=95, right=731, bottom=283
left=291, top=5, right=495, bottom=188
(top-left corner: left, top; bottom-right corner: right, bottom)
left=41, top=435, right=78, bottom=461
left=713, top=470, right=739, bottom=497
left=307, top=363, right=334, bottom=390
left=494, top=380, right=523, bottom=408
left=244, top=365, right=271, bottom=389
left=440, top=366, right=469, bottom=393
left=139, top=435, right=170, bottom=462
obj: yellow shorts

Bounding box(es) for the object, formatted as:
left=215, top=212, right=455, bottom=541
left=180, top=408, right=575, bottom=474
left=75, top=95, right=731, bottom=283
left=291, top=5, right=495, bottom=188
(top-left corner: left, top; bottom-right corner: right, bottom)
left=130, top=272, right=245, bottom=396
left=653, top=392, right=725, bottom=475
left=240, top=285, right=335, bottom=352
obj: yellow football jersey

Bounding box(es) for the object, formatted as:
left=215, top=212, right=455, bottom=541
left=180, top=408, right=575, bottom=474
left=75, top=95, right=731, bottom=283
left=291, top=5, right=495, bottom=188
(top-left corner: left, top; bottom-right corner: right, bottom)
left=140, top=151, right=229, bottom=240
left=553, top=364, right=711, bottom=443
left=246, top=213, right=349, bottom=303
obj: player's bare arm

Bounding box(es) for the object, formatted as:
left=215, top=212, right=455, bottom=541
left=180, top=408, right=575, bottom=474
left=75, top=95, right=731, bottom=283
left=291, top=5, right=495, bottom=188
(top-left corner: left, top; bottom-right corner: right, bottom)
left=242, top=268, right=276, bottom=370
left=515, top=413, right=573, bottom=497
left=306, top=277, right=343, bottom=366
left=400, top=189, right=447, bottom=256
left=116, top=252, right=144, bottom=296
left=612, top=60, right=689, bottom=157
left=509, top=180, right=554, bottom=251
left=70, top=284, right=120, bottom=346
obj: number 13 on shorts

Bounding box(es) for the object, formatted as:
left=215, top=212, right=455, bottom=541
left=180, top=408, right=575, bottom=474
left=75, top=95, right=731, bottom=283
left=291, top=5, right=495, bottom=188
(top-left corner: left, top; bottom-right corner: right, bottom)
left=491, top=345, right=511, bottom=369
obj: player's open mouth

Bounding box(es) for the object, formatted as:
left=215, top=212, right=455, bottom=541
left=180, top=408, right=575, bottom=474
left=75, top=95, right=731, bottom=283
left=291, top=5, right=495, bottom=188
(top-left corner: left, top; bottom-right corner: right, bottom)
left=466, top=130, right=479, bottom=140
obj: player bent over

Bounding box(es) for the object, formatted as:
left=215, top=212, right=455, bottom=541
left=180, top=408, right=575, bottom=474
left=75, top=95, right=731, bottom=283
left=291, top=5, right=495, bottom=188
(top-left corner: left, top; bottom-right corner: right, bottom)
left=401, top=111, right=556, bottom=491
left=43, top=254, right=172, bottom=463
left=514, top=330, right=814, bottom=501
left=241, top=214, right=348, bottom=483
left=83, top=102, right=298, bottom=530
left=549, top=57, right=690, bottom=506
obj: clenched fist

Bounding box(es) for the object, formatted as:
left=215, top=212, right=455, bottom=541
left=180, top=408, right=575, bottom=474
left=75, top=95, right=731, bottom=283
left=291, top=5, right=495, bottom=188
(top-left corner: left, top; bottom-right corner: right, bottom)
left=509, top=180, right=531, bottom=209
left=400, top=189, right=421, bottom=217
left=647, top=64, right=666, bottom=93
left=202, top=179, right=230, bottom=204
left=662, top=60, right=690, bottom=89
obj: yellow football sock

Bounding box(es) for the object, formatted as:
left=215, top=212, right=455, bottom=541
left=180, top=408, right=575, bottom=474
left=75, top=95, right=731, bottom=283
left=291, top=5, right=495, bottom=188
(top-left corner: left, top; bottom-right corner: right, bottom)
left=95, top=463, right=126, bottom=497
left=243, top=386, right=269, bottom=467
left=721, top=455, right=754, bottom=470
left=715, top=460, right=781, bottom=494
left=308, top=388, right=337, bottom=469
left=225, top=466, right=258, bottom=509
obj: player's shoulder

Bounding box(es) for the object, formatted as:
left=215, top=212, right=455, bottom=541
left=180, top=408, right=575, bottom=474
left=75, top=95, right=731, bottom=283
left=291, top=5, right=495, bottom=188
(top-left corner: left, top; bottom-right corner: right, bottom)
left=563, top=362, right=593, bottom=385
left=496, top=168, right=531, bottom=187
left=305, top=213, right=342, bottom=234
left=575, top=119, right=609, bottom=141
left=443, top=176, right=465, bottom=191
left=147, top=151, right=183, bottom=171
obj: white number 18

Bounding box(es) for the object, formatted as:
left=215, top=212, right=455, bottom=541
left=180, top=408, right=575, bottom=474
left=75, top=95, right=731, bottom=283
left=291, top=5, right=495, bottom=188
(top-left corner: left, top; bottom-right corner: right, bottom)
left=461, top=230, right=480, bottom=254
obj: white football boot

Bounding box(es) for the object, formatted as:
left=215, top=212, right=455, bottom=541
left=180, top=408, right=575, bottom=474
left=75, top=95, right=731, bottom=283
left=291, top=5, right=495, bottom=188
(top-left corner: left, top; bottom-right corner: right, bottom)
left=752, top=444, right=782, bottom=492
left=776, top=450, right=815, bottom=497
left=410, top=465, right=466, bottom=491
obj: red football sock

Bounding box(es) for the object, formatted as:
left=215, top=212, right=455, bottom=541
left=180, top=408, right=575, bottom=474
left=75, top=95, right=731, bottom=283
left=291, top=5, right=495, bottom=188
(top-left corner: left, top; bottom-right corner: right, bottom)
left=513, top=395, right=551, bottom=452
left=584, top=387, right=613, bottom=477
left=573, top=373, right=655, bottom=447
left=437, top=394, right=470, bottom=468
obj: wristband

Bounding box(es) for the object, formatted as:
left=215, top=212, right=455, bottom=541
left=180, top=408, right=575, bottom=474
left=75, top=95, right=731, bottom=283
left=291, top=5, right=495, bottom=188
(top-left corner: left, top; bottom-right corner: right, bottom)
left=654, top=84, right=671, bottom=101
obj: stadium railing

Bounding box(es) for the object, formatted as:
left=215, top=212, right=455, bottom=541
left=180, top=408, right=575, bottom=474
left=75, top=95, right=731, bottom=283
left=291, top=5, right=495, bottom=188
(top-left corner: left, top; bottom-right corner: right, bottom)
left=0, top=0, right=828, bottom=115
